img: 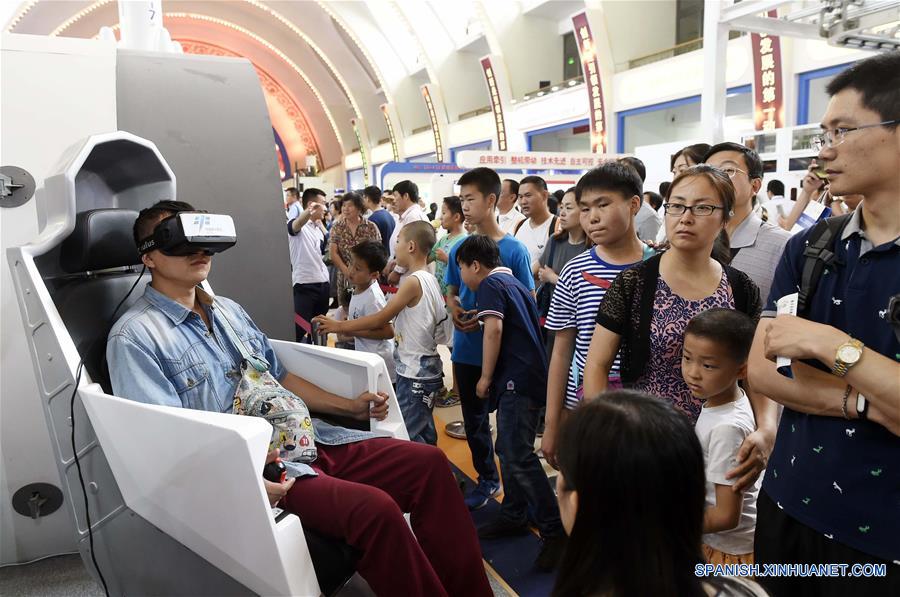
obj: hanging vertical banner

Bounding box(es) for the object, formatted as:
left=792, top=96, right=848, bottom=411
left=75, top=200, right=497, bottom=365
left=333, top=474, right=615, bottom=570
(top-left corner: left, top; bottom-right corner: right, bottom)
left=480, top=55, right=509, bottom=151
left=350, top=117, right=371, bottom=185
left=420, top=84, right=448, bottom=162
left=380, top=103, right=403, bottom=162
left=751, top=10, right=784, bottom=131
left=572, top=12, right=607, bottom=153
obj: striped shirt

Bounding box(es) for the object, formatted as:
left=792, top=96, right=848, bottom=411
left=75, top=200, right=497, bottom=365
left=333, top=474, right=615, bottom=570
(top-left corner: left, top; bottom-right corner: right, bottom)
left=546, top=247, right=641, bottom=409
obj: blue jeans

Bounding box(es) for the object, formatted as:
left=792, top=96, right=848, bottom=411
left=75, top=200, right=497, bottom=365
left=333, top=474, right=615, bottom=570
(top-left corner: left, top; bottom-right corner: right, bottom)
left=495, top=389, right=563, bottom=539
left=395, top=375, right=443, bottom=445
left=454, top=362, right=499, bottom=483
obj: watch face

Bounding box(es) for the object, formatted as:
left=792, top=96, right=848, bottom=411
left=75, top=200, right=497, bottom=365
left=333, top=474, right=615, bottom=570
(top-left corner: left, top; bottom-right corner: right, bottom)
left=838, top=344, right=861, bottom=364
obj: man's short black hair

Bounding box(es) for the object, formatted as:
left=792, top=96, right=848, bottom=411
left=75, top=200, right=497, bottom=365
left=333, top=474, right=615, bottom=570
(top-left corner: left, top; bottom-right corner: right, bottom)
left=703, top=142, right=763, bottom=180
left=503, top=178, right=520, bottom=196
left=618, top=156, right=646, bottom=183
left=443, top=195, right=463, bottom=218
left=519, top=175, right=548, bottom=192
left=362, top=185, right=382, bottom=205
left=350, top=240, right=388, bottom=274
left=826, top=52, right=900, bottom=128
left=133, top=200, right=196, bottom=247
left=458, top=167, right=501, bottom=204
left=455, top=234, right=501, bottom=269
left=685, top=308, right=756, bottom=363
left=392, top=180, right=419, bottom=202
left=575, top=161, right=642, bottom=203
left=766, top=179, right=785, bottom=196
left=658, top=181, right=671, bottom=198
left=643, top=191, right=664, bottom=211
left=301, top=188, right=326, bottom=208
left=285, top=187, right=299, bottom=199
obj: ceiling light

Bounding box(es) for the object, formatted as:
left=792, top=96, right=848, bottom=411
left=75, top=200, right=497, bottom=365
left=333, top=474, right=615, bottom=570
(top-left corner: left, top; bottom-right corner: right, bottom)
left=523, top=95, right=531, bottom=100
left=510, top=99, right=517, bottom=104
left=551, top=86, right=559, bottom=92
left=568, top=80, right=577, bottom=87
left=537, top=91, right=545, bottom=97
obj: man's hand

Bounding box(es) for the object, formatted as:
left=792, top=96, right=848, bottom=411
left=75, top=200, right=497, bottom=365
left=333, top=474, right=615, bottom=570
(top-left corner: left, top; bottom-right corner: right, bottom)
left=312, top=315, right=344, bottom=335
left=541, top=422, right=560, bottom=470
left=350, top=391, right=389, bottom=421
left=263, top=449, right=295, bottom=506
left=476, top=376, right=491, bottom=399
left=763, top=315, right=845, bottom=364
left=387, top=271, right=401, bottom=286
left=436, top=248, right=449, bottom=264
left=450, top=304, right=480, bottom=332
left=725, top=427, right=775, bottom=492
left=801, top=161, right=826, bottom=197
left=308, top=202, right=325, bottom=222
left=538, top=265, right=559, bottom=285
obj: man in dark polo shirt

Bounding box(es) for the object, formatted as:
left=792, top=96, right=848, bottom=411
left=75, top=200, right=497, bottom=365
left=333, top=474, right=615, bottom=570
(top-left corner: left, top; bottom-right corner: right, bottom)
left=748, top=51, right=900, bottom=596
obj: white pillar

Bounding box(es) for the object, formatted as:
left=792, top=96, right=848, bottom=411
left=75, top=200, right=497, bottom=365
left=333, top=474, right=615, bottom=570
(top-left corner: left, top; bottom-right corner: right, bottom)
left=700, top=0, right=731, bottom=143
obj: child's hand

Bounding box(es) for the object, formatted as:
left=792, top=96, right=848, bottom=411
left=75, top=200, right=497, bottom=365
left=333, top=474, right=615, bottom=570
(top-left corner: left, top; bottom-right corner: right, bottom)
left=436, top=248, right=448, bottom=263
left=476, top=376, right=492, bottom=399
left=538, top=265, right=558, bottom=285
left=313, top=315, right=342, bottom=334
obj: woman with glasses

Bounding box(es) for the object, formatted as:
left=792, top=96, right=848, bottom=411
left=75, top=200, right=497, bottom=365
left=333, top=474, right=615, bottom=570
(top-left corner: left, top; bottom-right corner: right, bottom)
left=583, top=165, right=762, bottom=422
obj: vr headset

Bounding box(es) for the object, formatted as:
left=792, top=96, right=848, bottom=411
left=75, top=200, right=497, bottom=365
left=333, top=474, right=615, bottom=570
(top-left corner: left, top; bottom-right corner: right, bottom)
left=139, top=211, right=237, bottom=256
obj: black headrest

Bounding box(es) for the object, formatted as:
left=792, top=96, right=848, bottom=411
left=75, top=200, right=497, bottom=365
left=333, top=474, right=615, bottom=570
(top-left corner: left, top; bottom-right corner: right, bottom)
left=60, top=209, right=141, bottom=273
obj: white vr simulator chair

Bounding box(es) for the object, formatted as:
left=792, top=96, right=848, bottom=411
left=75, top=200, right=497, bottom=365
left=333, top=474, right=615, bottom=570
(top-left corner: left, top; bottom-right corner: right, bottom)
left=7, top=132, right=407, bottom=596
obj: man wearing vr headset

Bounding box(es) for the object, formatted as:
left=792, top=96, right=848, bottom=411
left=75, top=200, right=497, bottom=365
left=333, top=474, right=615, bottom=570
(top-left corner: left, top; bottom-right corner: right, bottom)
left=106, top=200, right=491, bottom=597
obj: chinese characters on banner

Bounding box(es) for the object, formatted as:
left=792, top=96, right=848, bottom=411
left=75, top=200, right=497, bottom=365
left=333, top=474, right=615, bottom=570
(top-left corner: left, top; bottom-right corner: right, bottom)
left=456, top=150, right=613, bottom=170
left=480, top=57, right=508, bottom=151
left=572, top=12, right=607, bottom=153
left=751, top=10, right=784, bottom=131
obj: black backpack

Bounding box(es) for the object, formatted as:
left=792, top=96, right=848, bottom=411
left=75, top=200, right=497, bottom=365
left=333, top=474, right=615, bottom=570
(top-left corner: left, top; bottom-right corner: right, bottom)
left=799, top=213, right=900, bottom=342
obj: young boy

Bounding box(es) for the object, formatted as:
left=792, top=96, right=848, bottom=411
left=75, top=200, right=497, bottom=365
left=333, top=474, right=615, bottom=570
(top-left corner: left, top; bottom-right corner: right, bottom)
left=315, top=222, right=445, bottom=445
left=542, top=162, right=654, bottom=470
left=681, top=308, right=759, bottom=565
left=431, top=195, right=467, bottom=408
left=445, top=167, right=533, bottom=512
left=456, top=234, right=566, bottom=572
left=343, top=241, right=397, bottom=383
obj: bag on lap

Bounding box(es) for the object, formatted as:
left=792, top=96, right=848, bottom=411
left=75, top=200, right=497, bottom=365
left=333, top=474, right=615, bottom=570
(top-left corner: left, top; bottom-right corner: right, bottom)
left=217, top=300, right=318, bottom=463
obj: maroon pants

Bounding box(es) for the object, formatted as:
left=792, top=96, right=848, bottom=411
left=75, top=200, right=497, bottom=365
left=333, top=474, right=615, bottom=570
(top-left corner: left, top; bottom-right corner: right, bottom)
left=281, top=438, right=492, bottom=597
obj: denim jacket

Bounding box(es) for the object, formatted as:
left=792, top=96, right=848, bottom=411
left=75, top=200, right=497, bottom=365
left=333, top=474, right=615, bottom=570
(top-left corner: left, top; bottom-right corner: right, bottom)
left=106, top=285, right=377, bottom=478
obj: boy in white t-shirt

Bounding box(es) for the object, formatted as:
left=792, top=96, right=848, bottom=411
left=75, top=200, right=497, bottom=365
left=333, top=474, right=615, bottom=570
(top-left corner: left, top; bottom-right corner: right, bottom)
left=316, top=222, right=445, bottom=445
left=681, top=308, right=760, bottom=565
left=343, top=241, right=397, bottom=383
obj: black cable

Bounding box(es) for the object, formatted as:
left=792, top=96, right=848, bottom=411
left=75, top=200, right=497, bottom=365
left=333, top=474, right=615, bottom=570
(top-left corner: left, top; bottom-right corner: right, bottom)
left=69, top=265, right=145, bottom=597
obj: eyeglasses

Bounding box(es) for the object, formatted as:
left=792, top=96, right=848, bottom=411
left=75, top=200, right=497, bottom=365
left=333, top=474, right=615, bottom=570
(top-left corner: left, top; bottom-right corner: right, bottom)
left=718, top=166, right=748, bottom=179
left=810, top=120, right=900, bottom=151
left=663, top=203, right=726, bottom=217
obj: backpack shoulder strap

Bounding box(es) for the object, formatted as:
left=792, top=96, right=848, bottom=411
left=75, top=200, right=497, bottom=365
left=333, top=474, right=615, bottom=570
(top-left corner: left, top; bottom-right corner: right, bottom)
left=797, top=214, right=853, bottom=314
left=514, top=217, right=526, bottom=235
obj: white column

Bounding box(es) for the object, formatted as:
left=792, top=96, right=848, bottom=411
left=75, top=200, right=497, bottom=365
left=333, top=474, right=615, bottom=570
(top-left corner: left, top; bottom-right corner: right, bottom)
left=700, top=0, right=731, bottom=143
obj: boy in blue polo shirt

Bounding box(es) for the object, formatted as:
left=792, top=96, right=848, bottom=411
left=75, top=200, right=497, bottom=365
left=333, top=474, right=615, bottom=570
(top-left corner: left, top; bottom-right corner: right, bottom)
left=456, top=234, right=566, bottom=572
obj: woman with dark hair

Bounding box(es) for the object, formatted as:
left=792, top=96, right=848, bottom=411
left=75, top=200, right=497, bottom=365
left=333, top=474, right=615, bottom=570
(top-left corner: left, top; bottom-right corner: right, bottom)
left=536, top=188, right=587, bottom=351
left=554, top=390, right=768, bottom=597
left=672, top=143, right=713, bottom=176
left=329, top=191, right=382, bottom=310
left=584, top=165, right=762, bottom=422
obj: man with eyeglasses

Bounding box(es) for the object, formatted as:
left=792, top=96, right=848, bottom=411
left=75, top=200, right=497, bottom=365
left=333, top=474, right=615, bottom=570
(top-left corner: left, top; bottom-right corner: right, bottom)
left=703, top=142, right=791, bottom=310
left=748, top=51, right=900, bottom=596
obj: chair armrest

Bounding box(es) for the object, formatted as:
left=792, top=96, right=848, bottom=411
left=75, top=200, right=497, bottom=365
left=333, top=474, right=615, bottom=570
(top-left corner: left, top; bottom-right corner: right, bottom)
left=270, top=340, right=409, bottom=441
left=79, top=384, right=320, bottom=596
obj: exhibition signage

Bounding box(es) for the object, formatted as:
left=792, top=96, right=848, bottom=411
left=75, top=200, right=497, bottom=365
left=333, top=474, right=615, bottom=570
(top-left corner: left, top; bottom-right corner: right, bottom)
left=751, top=9, right=785, bottom=131
left=572, top=12, right=607, bottom=153
left=456, top=150, right=616, bottom=170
